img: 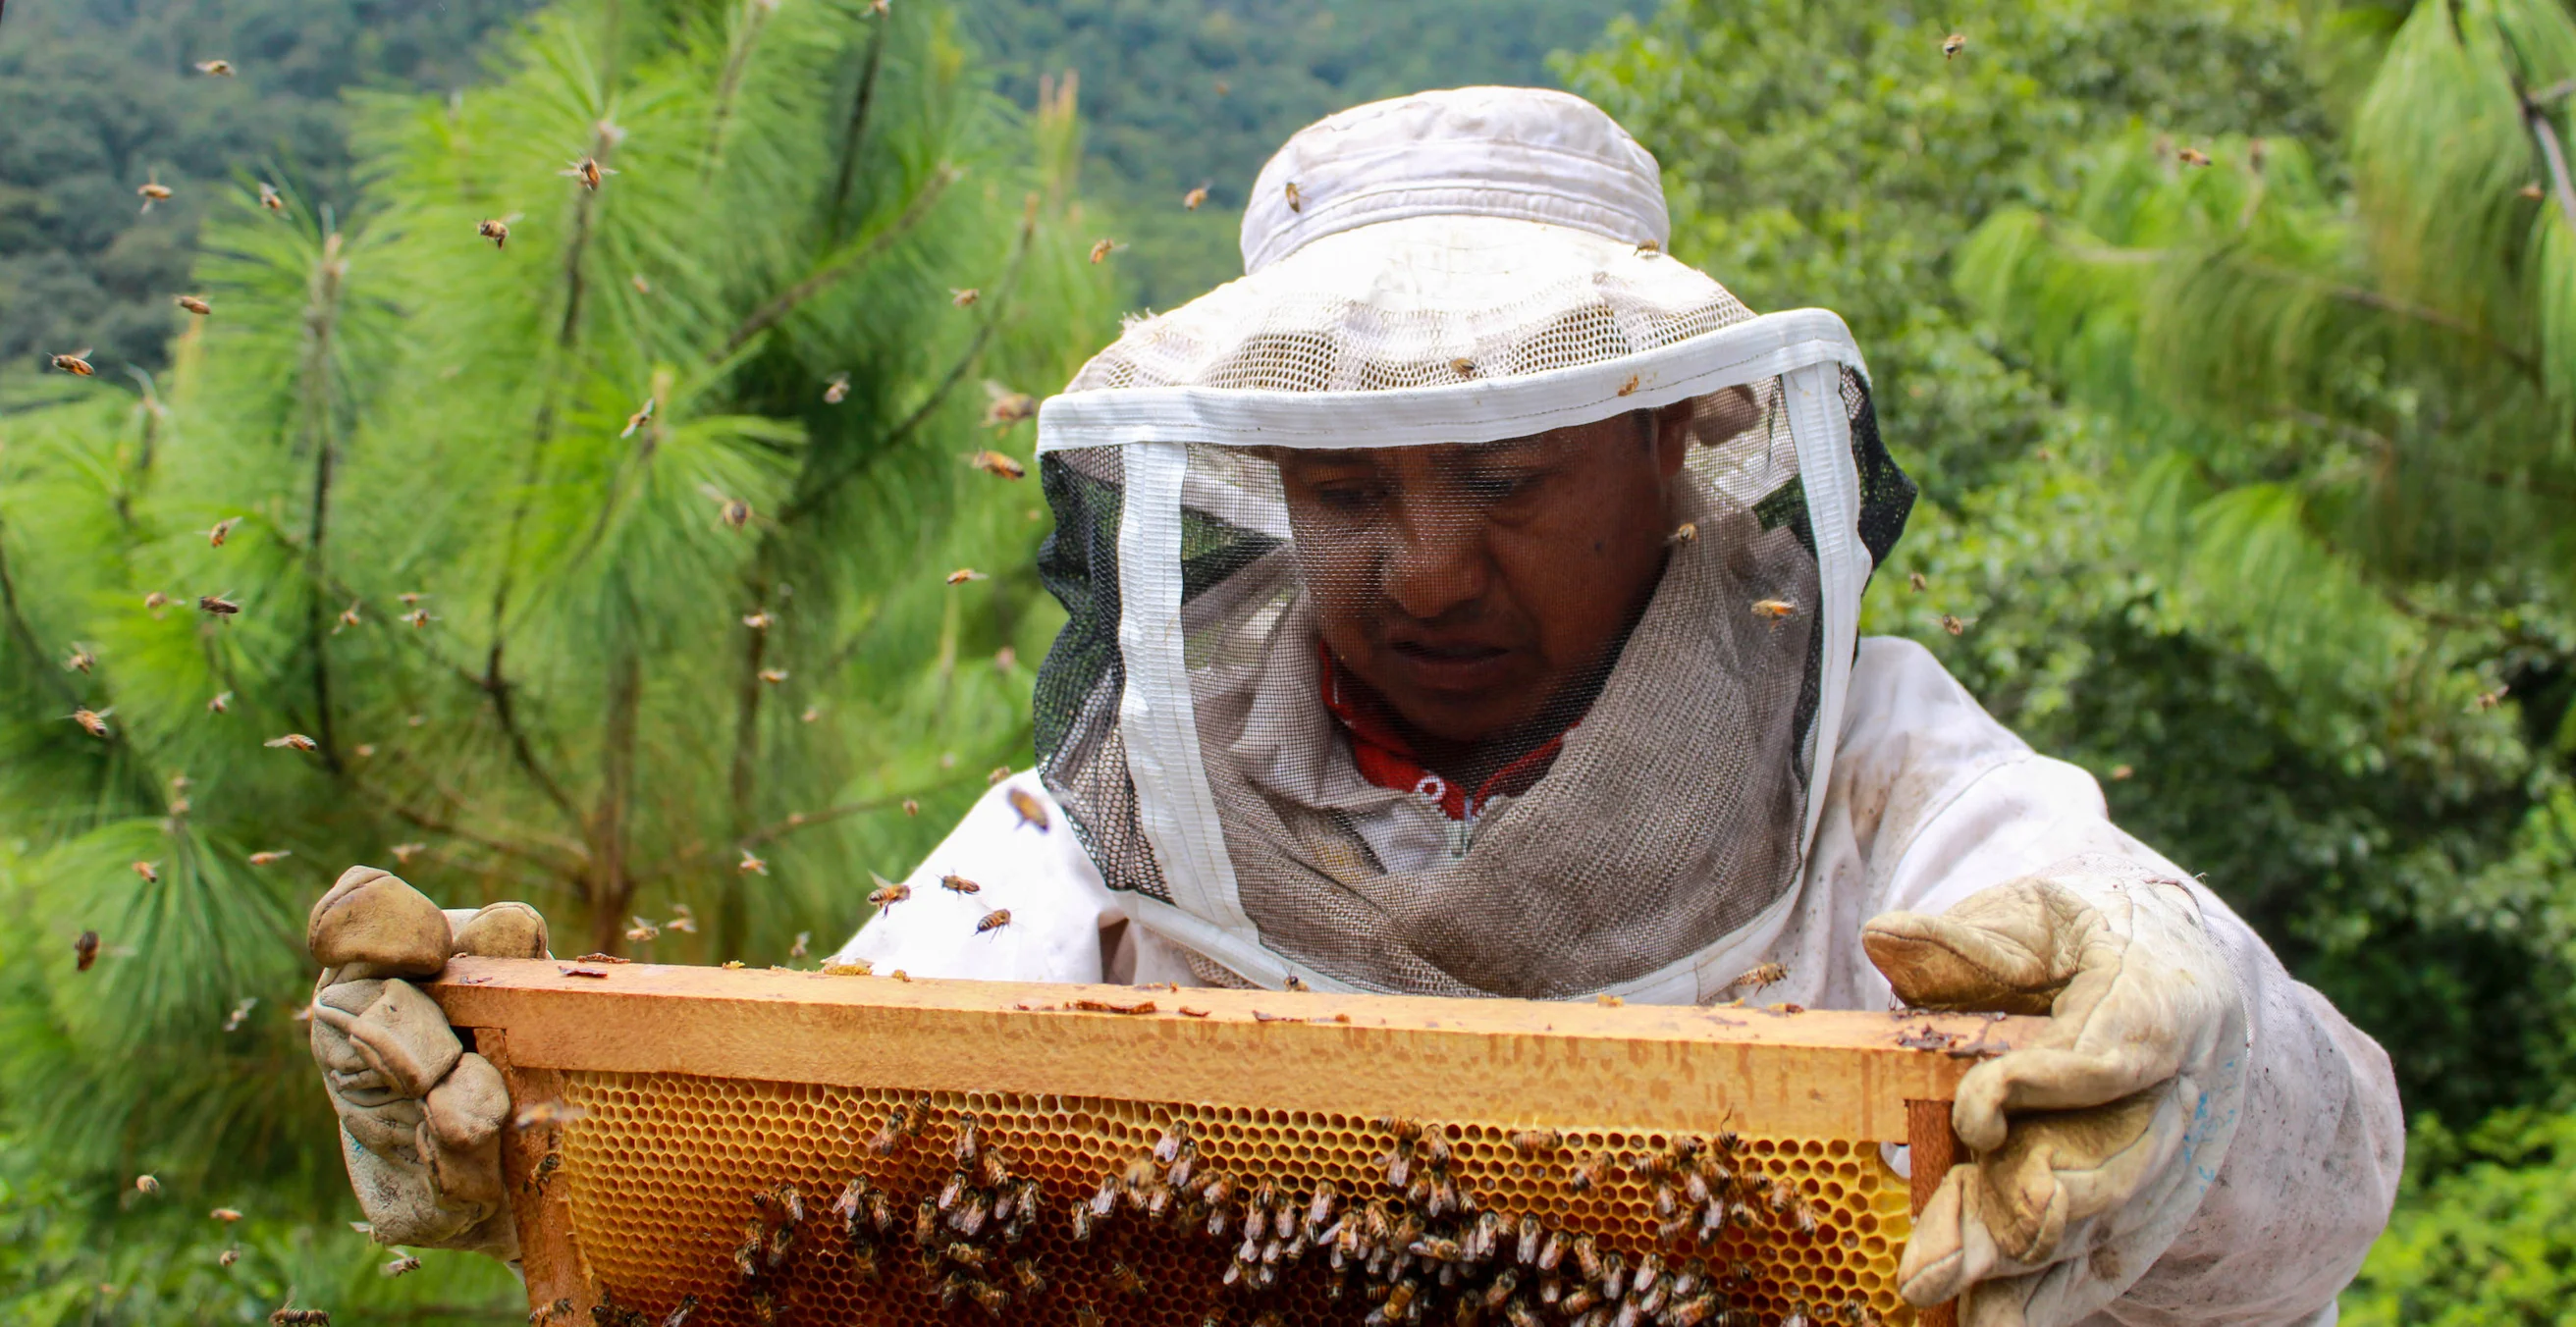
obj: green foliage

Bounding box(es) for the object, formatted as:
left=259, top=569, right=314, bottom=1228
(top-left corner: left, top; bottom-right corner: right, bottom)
left=0, top=0, right=1110, bottom=1319
left=968, top=0, right=1653, bottom=305
left=2344, top=1106, right=2576, bottom=1324
left=0, top=0, right=541, bottom=375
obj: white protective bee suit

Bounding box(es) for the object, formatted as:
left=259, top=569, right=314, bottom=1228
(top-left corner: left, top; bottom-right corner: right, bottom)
left=830, top=88, right=2401, bottom=1327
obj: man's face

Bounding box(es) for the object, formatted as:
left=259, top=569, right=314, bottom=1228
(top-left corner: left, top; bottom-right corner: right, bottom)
left=1273, top=407, right=1694, bottom=748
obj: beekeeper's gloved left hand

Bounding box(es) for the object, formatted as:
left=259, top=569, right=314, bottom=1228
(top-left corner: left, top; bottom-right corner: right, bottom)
left=1861, top=856, right=2249, bottom=1327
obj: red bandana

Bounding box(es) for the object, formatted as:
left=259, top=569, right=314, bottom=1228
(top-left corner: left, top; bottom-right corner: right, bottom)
left=1316, top=643, right=1578, bottom=822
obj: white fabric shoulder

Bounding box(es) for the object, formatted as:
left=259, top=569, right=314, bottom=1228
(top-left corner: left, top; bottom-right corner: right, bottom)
left=830, top=773, right=1113, bottom=982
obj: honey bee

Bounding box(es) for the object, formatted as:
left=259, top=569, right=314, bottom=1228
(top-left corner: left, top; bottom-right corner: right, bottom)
left=64, top=646, right=94, bottom=673
left=131, top=860, right=160, bottom=883
left=388, top=842, right=426, bottom=865
left=199, top=594, right=242, bottom=615
left=868, top=874, right=911, bottom=909
left=903, top=798, right=920, bottom=817
left=512, top=1101, right=586, bottom=1132
left=1452, top=356, right=1477, bottom=378
left=1620, top=374, right=1641, bottom=397
left=559, top=156, right=617, bottom=190
left=398, top=591, right=427, bottom=607
left=1107, top=1260, right=1146, bottom=1296
left=2521, top=183, right=2548, bottom=200
left=1005, top=786, right=1049, bottom=831
left=1908, top=571, right=1928, bottom=592
left=2478, top=685, right=2510, bottom=710
left=72, top=708, right=112, bottom=738
left=697, top=485, right=753, bottom=530
left=380, top=1255, right=420, bottom=1278
left=1090, top=239, right=1120, bottom=264
left=801, top=705, right=822, bottom=722
left=737, top=850, right=767, bottom=875
left=137, top=175, right=173, bottom=212
left=824, top=372, right=852, bottom=403
left=1284, top=181, right=1303, bottom=213
left=951, top=288, right=980, bottom=307
left=945, top=568, right=989, bottom=585
left=258, top=182, right=285, bottom=212
left=219, top=1247, right=242, bottom=1267
left=135, top=1174, right=162, bottom=1195
left=1734, top=961, right=1788, bottom=992
left=625, top=917, right=659, bottom=943
left=619, top=397, right=655, bottom=439
left=758, top=668, right=788, bottom=684
left=975, top=908, right=1013, bottom=935
left=1596, top=992, right=1624, bottom=1006
left=982, top=382, right=1036, bottom=427
left=75, top=929, right=100, bottom=972
left=789, top=931, right=810, bottom=959
left=1074, top=1307, right=1102, bottom=1327
left=334, top=600, right=361, bottom=632
left=730, top=1227, right=761, bottom=1279
left=1181, top=184, right=1212, bottom=211
left=1637, top=238, right=1662, bottom=255
left=1667, top=521, right=1696, bottom=546
left=208, top=691, right=233, bottom=714
left=1942, top=32, right=1966, bottom=59
left=1509, top=1128, right=1559, bottom=1154
left=1570, top=1153, right=1610, bottom=1193
left=738, top=610, right=772, bottom=632
left=196, top=58, right=236, bottom=75
left=177, top=295, right=212, bottom=316
left=1750, top=598, right=1798, bottom=622
left=1941, top=613, right=1967, bottom=636
left=985, top=766, right=1009, bottom=787
left=2178, top=147, right=2213, bottom=168
left=969, top=450, right=1026, bottom=480
left=403, top=608, right=432, bottom=629
left=51, top=349, right=96, bottom=376
left=2111, top=764, right=2135, bottom=780
left=477, top=217, right=514, bottom=249
left=631, top=274, right=652, bottom=294
left=657, top=1296, right=697, bottom=1327
left=143, top=591, right=170, bottom=613
left=269, top=1309, right=329, bottom=1326
left=224, top=997, right=257, bottom=1032
left=939, top=873, right=981, bottom=894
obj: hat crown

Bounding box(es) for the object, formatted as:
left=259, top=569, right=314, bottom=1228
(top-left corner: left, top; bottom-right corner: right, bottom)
left=1241, top=86, right=1670, bottom=274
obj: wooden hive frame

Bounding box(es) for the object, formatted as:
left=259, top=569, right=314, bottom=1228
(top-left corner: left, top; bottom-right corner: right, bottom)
left=431, top=958, right=2031, bottom=1327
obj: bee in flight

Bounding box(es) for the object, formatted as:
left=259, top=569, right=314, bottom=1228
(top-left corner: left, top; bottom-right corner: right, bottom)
left=976, top=909, right=1012, bottom=935
left=477, top=215, right=521, bottom=249
left=968, top=450, right=1026, bottom=480
left=265, top=733, right=318, bottom=752
left=258, top=182, right=285, bottom=212
left=137, top=174, right=173, bottom=213
left=1750, top=598, right=1798, bottom=623
left=738, top=850, right=769, bottom=876
left=177, top=295, right=212, bottom=316
left=559, top=156, right=617, bottom=190
left=945, top=568, right=989, bottom=585
left=196, top=58, right=236, bottom=75
left=1184, top=184, right=1209, bottom=211
left=50, top=349, right=95, bottom=376
left=1943, top=32, right=1966, bottom=58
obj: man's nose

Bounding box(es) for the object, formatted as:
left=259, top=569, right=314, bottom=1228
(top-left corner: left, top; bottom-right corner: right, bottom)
left=1381, top=505, right=1491, bottom=621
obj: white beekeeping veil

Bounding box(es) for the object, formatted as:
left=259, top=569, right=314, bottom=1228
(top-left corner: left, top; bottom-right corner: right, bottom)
left=1031, top=87, right=1914, bottom=1001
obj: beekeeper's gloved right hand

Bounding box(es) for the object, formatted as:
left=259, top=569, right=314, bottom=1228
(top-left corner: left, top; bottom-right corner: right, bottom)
left=307, top=866, right=549, bottom=1258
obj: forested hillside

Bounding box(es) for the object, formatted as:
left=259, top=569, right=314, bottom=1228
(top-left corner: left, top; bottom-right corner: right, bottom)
left=0, top=0, right=1645, bottom=379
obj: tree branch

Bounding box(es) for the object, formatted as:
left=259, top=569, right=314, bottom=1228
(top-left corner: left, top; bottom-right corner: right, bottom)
left=299, top=231, right=350, bottom=776
left=715, top=163, right=957, bottom=361
left=827, top=13, right=891, bottom=244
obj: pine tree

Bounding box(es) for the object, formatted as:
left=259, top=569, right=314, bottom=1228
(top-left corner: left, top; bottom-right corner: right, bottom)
left=0, top=0, right=1108, bottom=1229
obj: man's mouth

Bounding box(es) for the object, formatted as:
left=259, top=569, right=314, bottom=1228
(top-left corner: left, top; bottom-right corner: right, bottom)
left=1387, top=638, right=1515, bottom=691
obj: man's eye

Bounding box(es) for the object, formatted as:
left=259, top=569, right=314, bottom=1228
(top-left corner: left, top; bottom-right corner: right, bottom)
left=1313, top=483, right=1380, bottom=511
left=1464, top=471, right=1542, bottom=503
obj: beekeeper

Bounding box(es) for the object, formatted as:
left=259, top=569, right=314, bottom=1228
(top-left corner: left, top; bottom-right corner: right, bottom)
left=306, top=87, right=2400, bottom=1326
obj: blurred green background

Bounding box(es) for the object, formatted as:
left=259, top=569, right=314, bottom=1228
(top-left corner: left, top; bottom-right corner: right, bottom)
left=2, top=0, right=2571, bottom=1321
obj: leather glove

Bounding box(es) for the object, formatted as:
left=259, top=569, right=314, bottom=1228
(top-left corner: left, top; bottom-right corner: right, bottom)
left=1862, top=855, right=2249, bottom=1327
left=308, top=866, right=549, bottom=1258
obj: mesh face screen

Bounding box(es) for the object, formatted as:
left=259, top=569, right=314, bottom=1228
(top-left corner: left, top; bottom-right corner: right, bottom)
left=1035, top=376, right=1910, bottom=997
left=547, top=1071, right=1920, bottom=1327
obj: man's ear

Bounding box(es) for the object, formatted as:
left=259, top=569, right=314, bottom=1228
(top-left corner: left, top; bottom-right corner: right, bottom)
left=1652, top=400, right=1696, bottom=478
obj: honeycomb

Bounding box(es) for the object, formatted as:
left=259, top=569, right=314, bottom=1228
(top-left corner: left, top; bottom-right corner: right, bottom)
left=544, top=1070, right=1917, bottom=1327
